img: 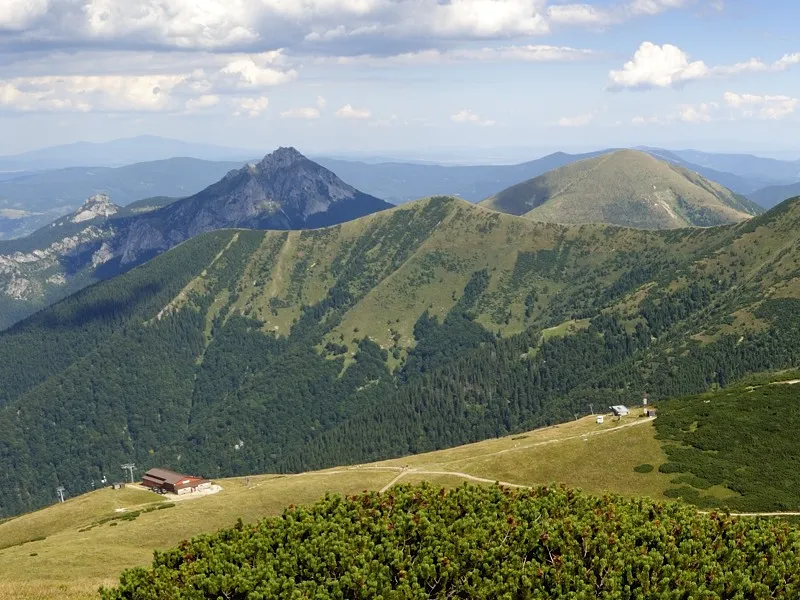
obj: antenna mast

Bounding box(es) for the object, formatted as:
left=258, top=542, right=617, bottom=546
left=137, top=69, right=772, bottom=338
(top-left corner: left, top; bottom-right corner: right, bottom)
left=121, top=463, right=136, bottom=484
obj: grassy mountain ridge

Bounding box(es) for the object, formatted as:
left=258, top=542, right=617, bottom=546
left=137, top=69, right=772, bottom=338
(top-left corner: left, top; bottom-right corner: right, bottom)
left=1, top=195, right=800, bottom=518
left=480, top=150, right=763, bottom=229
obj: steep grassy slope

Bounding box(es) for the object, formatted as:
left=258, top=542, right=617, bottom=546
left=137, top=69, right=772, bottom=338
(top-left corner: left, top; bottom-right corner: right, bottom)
left=2, top=196, right=800, bottom=519
left=481, top=149, right=763, bottom=229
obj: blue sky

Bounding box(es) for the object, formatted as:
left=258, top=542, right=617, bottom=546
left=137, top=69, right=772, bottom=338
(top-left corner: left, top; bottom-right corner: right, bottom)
left=0, top=0, right=798, bottom=160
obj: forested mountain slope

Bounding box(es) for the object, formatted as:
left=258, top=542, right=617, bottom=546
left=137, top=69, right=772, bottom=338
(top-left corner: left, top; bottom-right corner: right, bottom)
left=0, top=148, right=391, bottom=331
left=1, top=195, right=800, bottom=517
left=480, top=149, right=763, bottom=229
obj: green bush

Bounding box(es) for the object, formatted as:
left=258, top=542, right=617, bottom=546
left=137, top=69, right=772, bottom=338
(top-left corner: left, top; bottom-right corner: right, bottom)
left=101, top=484, right=800, bottom=600
left=633, top=463, right=654, bottom=473
left=658, top=462, right=682, bottom=474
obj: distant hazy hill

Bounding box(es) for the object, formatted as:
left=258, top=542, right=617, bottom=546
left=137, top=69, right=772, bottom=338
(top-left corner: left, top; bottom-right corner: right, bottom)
left=0, top=148, right=391, bottom=330
left=0, top=157, right=246, bottom=240
left=749, top=181, right=800, bottom=209
left=637, top=147, right=783, bottom=196
left=315, top=151, right=608, bottom=204
left=480, top=150, right=763, bottom=229
left=1, top=192, right=799, bottom=516
left=0, top=135, right=255, bottom=170
left=669, top=149, right=800, bottom=183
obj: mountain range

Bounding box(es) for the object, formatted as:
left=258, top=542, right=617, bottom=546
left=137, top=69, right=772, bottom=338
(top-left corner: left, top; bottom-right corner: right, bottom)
left=480, top=150, right=763, bottom=229
left=748, top=181, right=800, bottom=209
left=0, top=157, right=248, bottom=240
left=3, top=143, right=799, bottom=243
left=0, top=184, right=799, bottom=516
left=0, top=135, right=255, bottom=170
left=0, top=148, right=390, bottom=330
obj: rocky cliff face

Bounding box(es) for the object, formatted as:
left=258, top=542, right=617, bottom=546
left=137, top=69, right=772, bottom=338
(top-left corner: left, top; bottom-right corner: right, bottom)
left=0, top=148, right=392, bottom=330
left=70, top=194, right=120, bottom=223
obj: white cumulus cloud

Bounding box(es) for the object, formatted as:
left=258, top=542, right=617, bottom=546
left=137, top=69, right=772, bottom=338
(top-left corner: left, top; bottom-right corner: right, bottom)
left=724, top=92, right=798, bottom=120
left=451, top=108, right=495, bottom=126
left=556, top=112, right=596, bottom=127
left=678, top=102, right=718, bottom=123
left=0, top=49, right=298, bottom=114
left=335, top=103, right=371, bottom=119
left=609, top=42, right=709, bottom=89
left=0, top=0, right=701, bottom=54
left=234, top=96, right=269, bottom=117
left=219, top=53, right=297, bottom=88
left=610, top=42, right=800, bottom=90
left=628, top=0, right=690, bottom=16
left=547, top=0, right=690, bottom=28
left=329, top=44, right=595, bottom=66
left=185, top=94, right=220, bottom=112
left=280, top=106, right=321, bottom=119
left=0, top=74, right=187, bottom=112
left=0, top=0, right=49, bottom=30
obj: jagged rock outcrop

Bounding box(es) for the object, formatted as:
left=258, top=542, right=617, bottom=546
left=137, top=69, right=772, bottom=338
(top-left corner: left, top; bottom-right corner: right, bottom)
left=71, top=194, right=120, bottom=223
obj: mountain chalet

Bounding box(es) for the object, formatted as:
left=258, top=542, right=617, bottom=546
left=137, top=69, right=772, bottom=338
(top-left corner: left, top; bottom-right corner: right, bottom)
left=142, top=468, right=211, bottom=495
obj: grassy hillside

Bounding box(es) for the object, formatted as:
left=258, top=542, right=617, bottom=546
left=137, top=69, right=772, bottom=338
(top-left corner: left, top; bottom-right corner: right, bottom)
left=480, top=149, right=762, bottom=229
left=0, top=414, right=679, bottom=600
left=4, top=370, right=800, bottom=599
left=2, top=195, right=800, bottom=519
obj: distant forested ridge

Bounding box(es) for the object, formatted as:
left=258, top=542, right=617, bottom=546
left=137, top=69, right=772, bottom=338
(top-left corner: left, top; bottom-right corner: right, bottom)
left=1, top=195, right=800, bottom=517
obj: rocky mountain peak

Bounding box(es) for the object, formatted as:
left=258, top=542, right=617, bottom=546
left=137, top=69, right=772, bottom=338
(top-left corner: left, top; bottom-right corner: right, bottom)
left=72, top=194, right=120, bottom=223
left=256, top=147, right=307, bottom=170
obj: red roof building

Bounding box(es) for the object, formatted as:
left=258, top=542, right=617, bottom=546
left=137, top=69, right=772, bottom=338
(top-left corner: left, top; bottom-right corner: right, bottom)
left=141, top=468, right=211, bottom=495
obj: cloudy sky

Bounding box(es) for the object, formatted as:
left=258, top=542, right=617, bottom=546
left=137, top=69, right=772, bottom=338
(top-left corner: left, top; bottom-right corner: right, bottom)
left=1, top=0, right=798, bottom=159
